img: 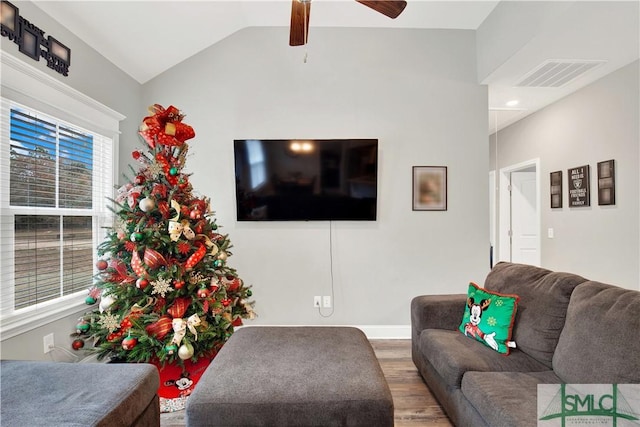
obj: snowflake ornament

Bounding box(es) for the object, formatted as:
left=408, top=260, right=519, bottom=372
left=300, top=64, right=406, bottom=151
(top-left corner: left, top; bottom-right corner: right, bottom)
left=99, top=313, right=121, bottom=333
left=151, top=278, right=172, bottom=298
left=145, top=162, right=163, bottom=178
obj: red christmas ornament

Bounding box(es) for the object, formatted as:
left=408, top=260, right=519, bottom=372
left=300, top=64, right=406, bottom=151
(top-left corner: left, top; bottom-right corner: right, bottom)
left=96, top=260, right=108, bottom=271
left=221, top=298, right=232, bottom=307
left=134, top=175, right=145, bottom=185
left=122, top=336, right=138, bottom=351
left=189, top=209, right=202, bottom=220
left=197, top=287, right=210, bottom=299
left=174, top=280, right=185, bottom=289
left=136, top=278, right=149, bottom=290
left=71, top=338, right=85, bottom=350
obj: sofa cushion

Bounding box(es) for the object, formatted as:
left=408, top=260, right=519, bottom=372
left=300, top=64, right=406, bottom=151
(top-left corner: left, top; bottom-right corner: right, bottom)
left=458, top=283, right=519, bottom=354
left=553, top=281, right=640, bottom=383
left=461, top=370, right=561, bottom=427
left=418, top=329, right=549, bottom=389
left=483, top=262, right=587, bottom=367
left=0, top=360, right=159, bottom=427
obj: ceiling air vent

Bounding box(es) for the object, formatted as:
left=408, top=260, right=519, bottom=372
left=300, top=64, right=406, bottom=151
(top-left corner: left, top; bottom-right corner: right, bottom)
left=516, top=60, right=606, bottom=88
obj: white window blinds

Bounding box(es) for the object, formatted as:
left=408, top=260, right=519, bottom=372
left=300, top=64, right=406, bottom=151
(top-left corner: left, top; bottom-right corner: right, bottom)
left=1, top=99, right=114, bottom=322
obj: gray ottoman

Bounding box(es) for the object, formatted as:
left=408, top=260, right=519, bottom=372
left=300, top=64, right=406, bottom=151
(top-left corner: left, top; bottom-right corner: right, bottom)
left=186, top=326, right=394, bottom=426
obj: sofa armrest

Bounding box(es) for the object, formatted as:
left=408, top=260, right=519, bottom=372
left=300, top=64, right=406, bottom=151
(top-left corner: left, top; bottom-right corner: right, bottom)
left=411, top=294, right=466, bottom=337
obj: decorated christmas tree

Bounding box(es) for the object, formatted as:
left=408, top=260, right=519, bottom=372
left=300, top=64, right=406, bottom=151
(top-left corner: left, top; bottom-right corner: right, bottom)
left=76, top=104, right=255, bottom=375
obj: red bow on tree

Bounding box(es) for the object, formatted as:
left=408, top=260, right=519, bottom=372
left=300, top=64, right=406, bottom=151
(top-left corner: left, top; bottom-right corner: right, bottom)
left=139, top=104, right=195, bottom=148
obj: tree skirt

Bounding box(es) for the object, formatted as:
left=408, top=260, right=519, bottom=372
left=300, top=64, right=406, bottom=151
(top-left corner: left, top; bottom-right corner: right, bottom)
left=160, top=396, right=188, bottom=413
left=152, top=357, right=212, bottom=400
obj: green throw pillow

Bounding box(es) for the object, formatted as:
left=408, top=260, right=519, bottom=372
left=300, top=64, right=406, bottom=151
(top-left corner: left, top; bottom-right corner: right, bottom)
left=458, top=282, right=519, bottom=355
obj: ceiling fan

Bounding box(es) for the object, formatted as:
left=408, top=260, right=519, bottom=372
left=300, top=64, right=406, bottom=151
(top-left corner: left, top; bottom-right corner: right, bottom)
left=289, top=0, right=408, bottom=46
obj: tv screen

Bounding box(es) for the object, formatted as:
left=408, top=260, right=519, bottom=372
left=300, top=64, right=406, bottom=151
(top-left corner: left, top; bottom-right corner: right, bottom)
left=234, top=139, right=378, bottom=221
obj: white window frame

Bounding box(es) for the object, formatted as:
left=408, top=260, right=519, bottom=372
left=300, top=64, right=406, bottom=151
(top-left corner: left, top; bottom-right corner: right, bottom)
left=0, top=52, right=124, bottom=339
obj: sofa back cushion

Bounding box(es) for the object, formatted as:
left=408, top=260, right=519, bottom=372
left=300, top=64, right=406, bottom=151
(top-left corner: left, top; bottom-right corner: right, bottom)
left=484, top=262, right=587, bottom=367
left=553, top=281, right=640, bottom=383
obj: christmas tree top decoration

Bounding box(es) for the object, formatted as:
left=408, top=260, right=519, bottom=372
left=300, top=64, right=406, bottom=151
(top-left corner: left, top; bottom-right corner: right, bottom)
left=78, top=104, right=255, bottom=365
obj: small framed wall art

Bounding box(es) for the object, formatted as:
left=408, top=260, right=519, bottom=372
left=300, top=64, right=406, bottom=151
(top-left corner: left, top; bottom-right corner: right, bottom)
left=412, top=166, right=447, bottom=211
left=568, top=165, right=590, bottom=207
left=550, top=171, right=562, bottom=208
left=597, top=159, right=615, bottom=206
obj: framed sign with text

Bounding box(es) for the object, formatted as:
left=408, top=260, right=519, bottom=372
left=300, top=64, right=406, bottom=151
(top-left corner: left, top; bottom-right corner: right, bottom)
left=0, top=0, right=71, bottom=76
left=568, top=165, right=590, bottom=207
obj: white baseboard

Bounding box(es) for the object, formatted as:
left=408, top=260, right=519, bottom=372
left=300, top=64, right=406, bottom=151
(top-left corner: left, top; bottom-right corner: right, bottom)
left=238, top=324, right=411, bottom=340
left=355, top=325, right=411, bottom=339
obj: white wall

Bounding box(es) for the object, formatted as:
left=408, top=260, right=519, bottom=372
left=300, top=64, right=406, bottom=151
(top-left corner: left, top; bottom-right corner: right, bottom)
left=490, top=61, right=639, bottom=289
left=0, top=1, right=142, bottom=360
left=139, top=27, right=490, bottom=330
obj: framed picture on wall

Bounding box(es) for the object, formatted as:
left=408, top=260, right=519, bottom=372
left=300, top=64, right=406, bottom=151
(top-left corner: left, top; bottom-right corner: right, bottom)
left=568, top=165, right=590, bottom=207
left=550, top=171, right=562, bottom=208
left=597, top=159, right=615, bottom=205
left=412, top=166, right=447, bottom=211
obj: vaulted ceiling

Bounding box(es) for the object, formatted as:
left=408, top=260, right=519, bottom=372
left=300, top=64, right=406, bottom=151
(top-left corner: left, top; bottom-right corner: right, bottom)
left=33, top=1, right=639, bottom=134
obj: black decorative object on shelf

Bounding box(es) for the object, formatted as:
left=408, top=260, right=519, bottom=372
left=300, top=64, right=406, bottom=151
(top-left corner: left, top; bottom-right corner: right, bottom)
left=1, top=0, right=71, bottom=76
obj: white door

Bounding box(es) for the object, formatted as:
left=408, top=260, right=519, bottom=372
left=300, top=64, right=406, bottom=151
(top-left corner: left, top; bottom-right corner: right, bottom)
left=510, top=171, right=539, bottom=265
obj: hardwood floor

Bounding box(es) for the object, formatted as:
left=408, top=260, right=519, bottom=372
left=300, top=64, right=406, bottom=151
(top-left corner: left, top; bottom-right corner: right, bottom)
left=160, top=339, right=452, bottom=427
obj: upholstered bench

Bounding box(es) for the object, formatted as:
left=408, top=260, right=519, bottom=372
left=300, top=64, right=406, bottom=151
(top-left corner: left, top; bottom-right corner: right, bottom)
left=0, top=360, right=160, bottom=426
left=186, top=326, right=394, bottom=426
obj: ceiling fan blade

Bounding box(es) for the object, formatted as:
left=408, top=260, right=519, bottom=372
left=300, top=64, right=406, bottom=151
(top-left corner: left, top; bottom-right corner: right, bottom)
left=356, top=0, right=407, bottom=19
left=290, top=0, right=311, bottom=46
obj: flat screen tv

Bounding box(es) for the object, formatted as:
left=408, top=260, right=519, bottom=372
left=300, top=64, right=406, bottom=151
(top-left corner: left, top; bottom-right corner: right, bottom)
left=234, top=139, right=378, bottom=221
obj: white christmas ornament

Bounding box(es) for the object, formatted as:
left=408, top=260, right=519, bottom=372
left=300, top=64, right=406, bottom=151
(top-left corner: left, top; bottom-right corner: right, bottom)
left=139, top=197, right=155, bottom=212
left=178, top=343, right=194, bottom=360
left=99, top=293, right=116, bottom=313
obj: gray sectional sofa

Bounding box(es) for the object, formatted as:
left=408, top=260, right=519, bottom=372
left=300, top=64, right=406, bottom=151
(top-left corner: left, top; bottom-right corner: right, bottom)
left=0, top=360, right=160, bottom=426
left=411, top=262, right=640, bottom=427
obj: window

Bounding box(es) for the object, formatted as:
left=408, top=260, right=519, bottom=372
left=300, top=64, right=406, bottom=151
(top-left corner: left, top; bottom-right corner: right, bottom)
left=0, top=52, right=123, bottom=337
left=1, top=102, right=113, bottom=321
left=8, top=106, right=98, bottom=309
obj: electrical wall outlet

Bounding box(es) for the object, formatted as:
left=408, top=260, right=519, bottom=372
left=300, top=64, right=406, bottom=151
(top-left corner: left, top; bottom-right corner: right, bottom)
left=313, top=296, right=321, bottom=308
left=43, top=333, right=54, bottom=354
left=323, top=296, right=331, bottom=308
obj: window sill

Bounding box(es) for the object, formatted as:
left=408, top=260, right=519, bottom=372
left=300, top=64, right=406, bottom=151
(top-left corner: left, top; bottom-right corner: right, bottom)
left=0, top=294, right=92, bottom=340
